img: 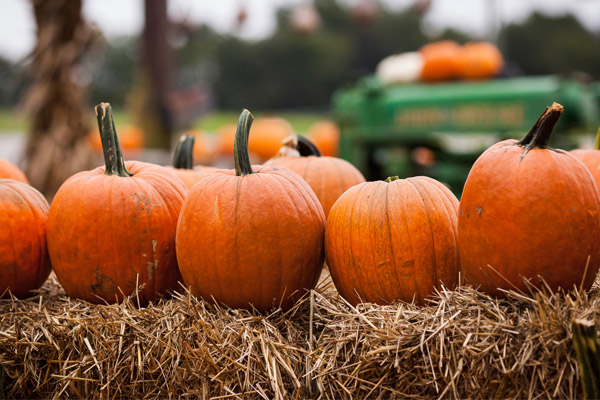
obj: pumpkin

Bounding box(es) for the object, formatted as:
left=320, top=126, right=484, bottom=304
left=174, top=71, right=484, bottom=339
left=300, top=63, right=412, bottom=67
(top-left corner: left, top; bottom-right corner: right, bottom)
left=216, top=118, right=292, bottom=161
left=376, top=51, right=424, bottom=85
left=176, top=109, right=325, bottom=312
left=216, top=124, right=237, bottom=156
left=0, top=179, right=51, bottom=298
left=0, top=159, right=29, bottom=184
left=458, top=103, right=600, bottom=297
left=307, top=120, right=340, bottom=157
left=325, top=175, right=460, bottom=306
left=247, top=117, right=293, bottom=161
left=457, top=41, right=503, bottom=80
left=570, top=128, right=600, bottom=186
left=48, top=103, right=187, bottom=304
left=166, top=134, right=219, bottom=190
left=265, top=135, right=365, bottom=217
left=419, top=40, right=461, bottom=82
left=189, top=129, right=216, bottom=165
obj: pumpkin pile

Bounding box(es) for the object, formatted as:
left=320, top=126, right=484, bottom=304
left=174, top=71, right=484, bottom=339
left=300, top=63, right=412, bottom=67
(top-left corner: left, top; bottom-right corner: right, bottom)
left=2, top=101, right=600, bottom=309
left=376, top=40, right=504, bottom=84
left=2, top=101, right=600, bottom=398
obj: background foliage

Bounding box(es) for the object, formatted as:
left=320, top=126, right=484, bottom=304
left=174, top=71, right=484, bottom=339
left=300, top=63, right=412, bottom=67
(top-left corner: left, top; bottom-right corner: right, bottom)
left=1, top=1, right=599, bottom=111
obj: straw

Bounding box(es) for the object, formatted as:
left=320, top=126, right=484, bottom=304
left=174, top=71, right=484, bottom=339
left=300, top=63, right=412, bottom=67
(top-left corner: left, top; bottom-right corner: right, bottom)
left=0, top=270, right=598, bottom=399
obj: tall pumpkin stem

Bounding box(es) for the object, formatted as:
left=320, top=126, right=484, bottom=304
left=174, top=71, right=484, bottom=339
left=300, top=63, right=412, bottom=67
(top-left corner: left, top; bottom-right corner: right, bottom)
left=173, top=134, right=195, bottom=170
left=95, top=103, right=133, bottom=177
left=593, top=127, right=600, bottom=151
left=297, top=136, right=322, bottom=157
left=234, top=109, right=254, bottom=176
left=517, top=102, right=564, bottom=158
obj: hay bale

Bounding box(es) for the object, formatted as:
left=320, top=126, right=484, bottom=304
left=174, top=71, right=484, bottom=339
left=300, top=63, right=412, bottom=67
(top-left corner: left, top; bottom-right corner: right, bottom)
left=1, top=271, right=599, bottom=399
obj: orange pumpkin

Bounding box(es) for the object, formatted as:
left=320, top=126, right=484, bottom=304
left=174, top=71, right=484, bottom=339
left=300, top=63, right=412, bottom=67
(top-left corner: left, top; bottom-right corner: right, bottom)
left=188, top=129, right=216, bottom=165
left=458, top=103, right=600, bottom=297
left=325, top=176, right=460, bottom=305
left=265, top=136, right=365, bottom=217
left=570, top=128, right=600, bottom=186
left=0, top=159, right=29, bottom=184
left=216, top=124, right=237, bottom=156
left=457, top=41, right=503, bottom=80
left=419, top=40, right=461, bottom=82
left=247, top=117, right=293, bottom=161
left=176, top=110, right=325, bottom=312
left=0, top=179, right=51, bottom=298
left=166, top=134, right=219, bottom=190
left=48, top=103, right=187, bottom=304
left=307, top=120, right=340, bottom=157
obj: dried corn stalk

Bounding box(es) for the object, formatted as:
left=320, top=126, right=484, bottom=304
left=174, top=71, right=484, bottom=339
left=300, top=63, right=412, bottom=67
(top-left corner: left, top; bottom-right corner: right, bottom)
left=22, top=0, right=99, bottom=198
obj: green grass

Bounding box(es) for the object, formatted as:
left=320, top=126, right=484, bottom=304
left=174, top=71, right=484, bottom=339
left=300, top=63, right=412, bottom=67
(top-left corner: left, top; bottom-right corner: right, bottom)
left=0, top=109, right=28, bottom=133
left=192, top=111, right=330, bottom=134
left=0, top=108, right=330, bottom=135
left=0, top=108, right=131, bottom=134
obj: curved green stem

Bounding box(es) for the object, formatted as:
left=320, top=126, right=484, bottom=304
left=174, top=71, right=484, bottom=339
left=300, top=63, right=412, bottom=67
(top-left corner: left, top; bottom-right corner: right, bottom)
left=173, top=134, right=195, bottom=169
left=95, top=103, right=133, bottom=177
left=593, top=127, right=600, bottom=150
left=517, top=102, right=563, bottom=158
left=296, top=136, right=322, bottom=157
left=234, top=109, right=254, bottom=176
left=385, top=176, right=399, bottom=183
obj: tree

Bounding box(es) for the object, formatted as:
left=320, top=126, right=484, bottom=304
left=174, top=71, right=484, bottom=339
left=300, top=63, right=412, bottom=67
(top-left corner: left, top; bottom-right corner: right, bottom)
left=128, top=0, right=174, bottom=148
left=502, top=12, right=600, bottom=79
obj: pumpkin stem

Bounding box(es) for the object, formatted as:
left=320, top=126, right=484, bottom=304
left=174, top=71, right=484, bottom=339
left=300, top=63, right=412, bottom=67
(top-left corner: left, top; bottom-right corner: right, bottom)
left=385, top=176, right=399, bottom=183
left=517, top=102, right=564, bottom=158
left=234, top=109, right=254, bottom=176
left=173, top=134, right=195, bottom=170
left=297, top=136, right=322, bottom=157
left=95, top=103, right=133, bottom=177
left=593, top=127, right=600, bottom=151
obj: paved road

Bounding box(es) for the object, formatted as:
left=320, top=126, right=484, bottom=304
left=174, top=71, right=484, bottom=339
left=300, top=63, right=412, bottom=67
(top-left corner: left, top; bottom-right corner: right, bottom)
left=0, top=134, right=25, bottom=165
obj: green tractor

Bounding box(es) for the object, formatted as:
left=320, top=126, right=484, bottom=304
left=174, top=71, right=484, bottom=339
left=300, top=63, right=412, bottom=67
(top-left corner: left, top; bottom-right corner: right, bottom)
left=333, top=75, right=599, bottom=196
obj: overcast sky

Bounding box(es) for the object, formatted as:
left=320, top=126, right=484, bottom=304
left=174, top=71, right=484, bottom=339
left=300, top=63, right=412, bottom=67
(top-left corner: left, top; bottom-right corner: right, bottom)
left=1, top=0, right=599, bottom=62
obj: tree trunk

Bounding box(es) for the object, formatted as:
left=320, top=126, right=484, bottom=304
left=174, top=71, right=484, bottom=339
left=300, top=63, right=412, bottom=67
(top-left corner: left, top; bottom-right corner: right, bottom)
left=22, top=0, right=98, bottom=198
left=130, top=0, right=173, bottom=149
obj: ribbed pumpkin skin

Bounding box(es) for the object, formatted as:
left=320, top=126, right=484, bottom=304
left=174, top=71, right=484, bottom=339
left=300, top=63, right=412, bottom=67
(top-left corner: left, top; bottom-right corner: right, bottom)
left=176, top=166, right=325, bottom=312
left=459, top=140, right=600, bottom=297
left=0, top=160, right=29, bottom=184
left=325, top=176, right=460, bottom=306
left=165, top=165, right=220, bottom=190
left=264, top=156, right=365, bottom=217
left=0, top=179, right=51, bottom=298
left=48, top=161, right=187, bottom=304
left=570, top=149, right=600, bottom=186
